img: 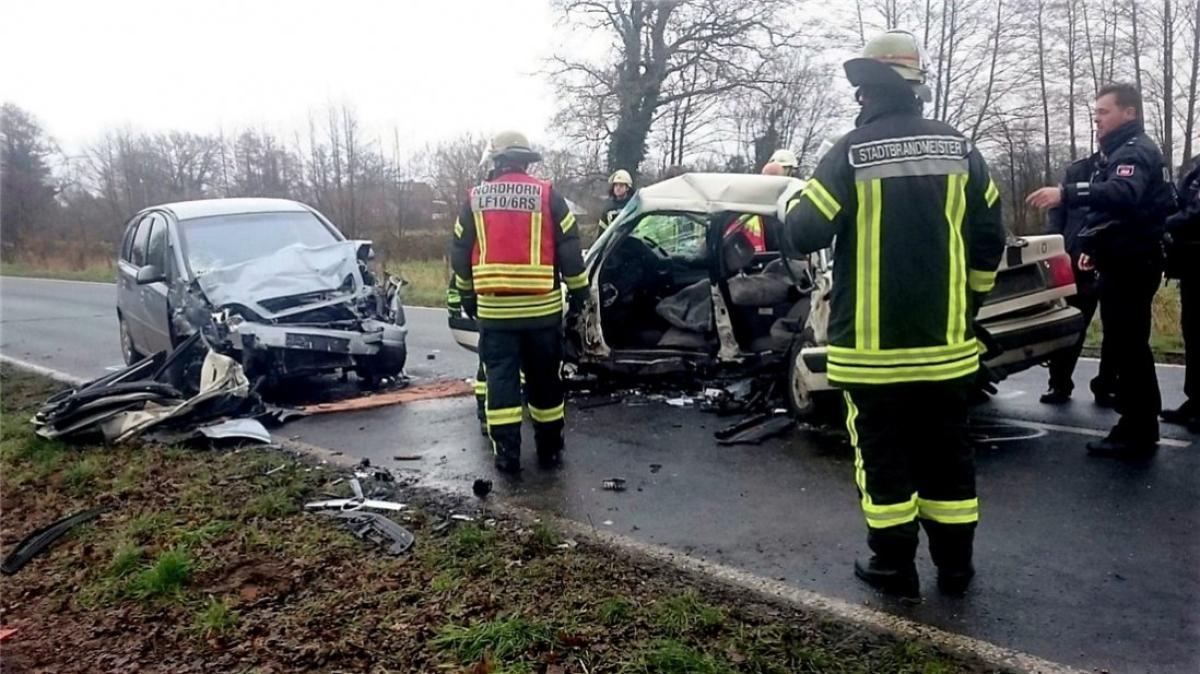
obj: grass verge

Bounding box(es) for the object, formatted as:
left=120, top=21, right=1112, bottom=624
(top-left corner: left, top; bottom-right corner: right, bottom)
left=0, top=364, right=1003, bottom=672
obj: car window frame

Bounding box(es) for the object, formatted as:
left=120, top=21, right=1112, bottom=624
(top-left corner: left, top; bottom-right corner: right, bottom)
left=144, top=213, right=168, bottom=272
left=129, top=214, right=154, bottom=267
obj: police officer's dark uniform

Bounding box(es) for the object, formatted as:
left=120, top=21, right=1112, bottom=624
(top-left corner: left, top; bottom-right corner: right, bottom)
left=1161, top=160, right=1200, bottom=427
left=785, top=31, right=1005, bottom=598
left=1041, top=154, right=1117, bottom=405
left=451, top=131, right=588, bottom=473
left=1068, top=117, right=1173, bottom=454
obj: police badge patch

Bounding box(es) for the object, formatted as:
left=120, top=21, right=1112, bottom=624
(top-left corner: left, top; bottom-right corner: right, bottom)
left=1115, top=164, right=1135, bottom=177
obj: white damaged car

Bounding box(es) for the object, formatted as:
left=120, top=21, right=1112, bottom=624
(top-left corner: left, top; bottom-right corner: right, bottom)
left=450, top=173, right=1085, bottom=417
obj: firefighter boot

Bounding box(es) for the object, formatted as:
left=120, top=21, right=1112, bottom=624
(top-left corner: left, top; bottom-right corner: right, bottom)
left=922, top=520, right=976, bottom=596
left=534, top=422, right=564, bottom=468
left=854, top=557, right=920, bottom=601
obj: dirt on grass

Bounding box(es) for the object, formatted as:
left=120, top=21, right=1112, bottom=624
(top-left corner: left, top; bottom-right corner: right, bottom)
left=0, top=366, right=1007, bottom=673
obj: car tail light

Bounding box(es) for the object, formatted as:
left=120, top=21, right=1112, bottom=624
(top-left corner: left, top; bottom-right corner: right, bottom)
left=1047, top=254, right=1075, bottom=288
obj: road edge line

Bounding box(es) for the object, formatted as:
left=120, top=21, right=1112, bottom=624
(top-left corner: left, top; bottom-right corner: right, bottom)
left=0, top=355, right=86, bottom=386
left=270, top=435, right=1087, bottom=674
left=989, top=416, right=1192, bottom=448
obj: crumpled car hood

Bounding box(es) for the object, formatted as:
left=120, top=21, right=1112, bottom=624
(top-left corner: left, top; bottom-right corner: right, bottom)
left=196, top=241, right=366, bottom=319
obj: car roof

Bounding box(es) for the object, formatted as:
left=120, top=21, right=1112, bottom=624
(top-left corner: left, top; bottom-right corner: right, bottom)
left=148, top=198, right=313, bottom=221
left=634, top=173, right=806, bottom=216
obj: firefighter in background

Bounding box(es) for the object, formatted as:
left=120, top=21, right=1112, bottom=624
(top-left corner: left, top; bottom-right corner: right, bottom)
left=727, top=160, right=789, bottom=252
left=598, top=170, right=635, bottom=232
left=769, top=149, right=802, bottom=178
left=785, top=31, right=1005, bottom=599
left=450, top=130, right=588, bottom=474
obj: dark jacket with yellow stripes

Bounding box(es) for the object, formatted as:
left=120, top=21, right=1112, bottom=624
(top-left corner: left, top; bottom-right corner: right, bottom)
left=785, top=97, right=1006, bottom=387
left=450, top=172, right=588, bottom=331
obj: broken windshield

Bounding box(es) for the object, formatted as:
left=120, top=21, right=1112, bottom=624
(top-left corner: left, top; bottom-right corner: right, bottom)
left=180, top=212, right=339, bottom=275
left=632, top=213, right=707, bottom=258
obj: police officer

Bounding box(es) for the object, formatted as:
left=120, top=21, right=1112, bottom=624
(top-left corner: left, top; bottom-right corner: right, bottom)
left=785, top=31, right=1006, bottom=599
left=1027, top=83, right=1173, bottom=456
left=451, top=131, right=588, bottom=474
left=1038, top=153, right=1117, bottom=406
left=1161, top=158, right=1200, bottom=428
left=598, top=170, right=635, bottom=232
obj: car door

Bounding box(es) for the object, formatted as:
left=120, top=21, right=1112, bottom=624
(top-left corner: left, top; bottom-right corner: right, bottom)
left=117, top=213, right=153, bottom=349
left=138, top=212, right=173, bottom=354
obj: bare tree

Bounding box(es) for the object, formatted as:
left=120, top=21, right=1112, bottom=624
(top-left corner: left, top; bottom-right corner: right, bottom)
left=1, top=104, right=58, bottom=260
left=1183, top=0, right=1200, bottom=164
left=550, top=0, right=795, bottom=177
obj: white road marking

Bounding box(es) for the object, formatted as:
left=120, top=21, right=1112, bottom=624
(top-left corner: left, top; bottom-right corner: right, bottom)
left=0, top=354, right=85, bottom=385
left=0, top=275, right=115, bottom=287
left=993, top=417, right=1192, bottom=448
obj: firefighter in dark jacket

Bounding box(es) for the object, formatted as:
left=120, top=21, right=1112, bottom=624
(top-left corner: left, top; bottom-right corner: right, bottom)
left=1027, top=83, right=1174, bottom=456
left=1161, top=159, right=1200, bottom=428
left=784, top=31, right=1005, bottom=599
left=1039, top=154, right=1117, bottom=406
left=598, top=170, right=634, bottom=233
left=451, top=130, right=588, bottom=474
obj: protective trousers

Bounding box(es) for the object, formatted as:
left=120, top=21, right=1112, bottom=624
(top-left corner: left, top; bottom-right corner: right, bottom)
left=1183, top=277, right=1198, bottom=402
left=1098, top=257, right=1163, bottom=436
left=1047, top=273, right=1115, bottom=394
left=479, top=325, right=565, bottom=465
left=843, top=381, right=976, bottom=573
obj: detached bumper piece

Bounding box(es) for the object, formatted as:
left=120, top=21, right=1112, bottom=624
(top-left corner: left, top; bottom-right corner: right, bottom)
left=322, top=511, right=414, bottom=555
left=2, top=506, right=110, bottom=575
left=32, top=333, right=268, bottom=444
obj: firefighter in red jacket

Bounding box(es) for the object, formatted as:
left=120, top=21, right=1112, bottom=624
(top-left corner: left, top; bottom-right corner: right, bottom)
left=451, top=131, right=588, bottom=473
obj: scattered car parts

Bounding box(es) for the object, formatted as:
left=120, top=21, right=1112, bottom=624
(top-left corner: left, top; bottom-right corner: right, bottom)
left=304, top=478, right=405, bottom=512
left=323, top=510, right=414, bottom=555
left=2, top=506, right=110, bottom=575
left=715, top=412, right=796, bottom=445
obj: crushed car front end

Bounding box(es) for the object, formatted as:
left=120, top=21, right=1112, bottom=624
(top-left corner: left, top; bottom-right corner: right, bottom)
left=181, top=240, right=408, bottom=383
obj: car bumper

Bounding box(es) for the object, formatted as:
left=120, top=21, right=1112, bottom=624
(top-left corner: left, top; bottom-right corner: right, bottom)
left=797, top=304, right=1085, bottom=391
left=449, top=316, right=479, bottom=353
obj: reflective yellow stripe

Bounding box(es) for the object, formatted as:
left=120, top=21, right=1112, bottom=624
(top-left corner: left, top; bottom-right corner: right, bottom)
left=918, top=497, right=979, bottom=524
left=945, top=173, right=968, bottom=344
left=478, top=304, right=563, bottom=320
left=474, top=210, right=487, bottom=263
left=564, top=270, right=588, bottom=290
left=845, top=392, right=919, bottom=529
left=486, top=406, right=523, bottom=426
left=455, top=274, right=473, bottom=290
left=968, top=268, right=997, bottom=293
left=473, top=380, right=487, bottom=396
left=560, top=212, right=576, bottom=234
left=474, top=263, right=555, bottom=274
left=828, top=355, right=979, bottom=385
left=802, top=179, right=842, bottom=221
left=786, top=196, right=802, bottom=214
left=854, top=179, right=882, bottom=350
left=477, top=292, right=562, bottom=306
left=530, top=211, right=543, bottom=267
left=529, top=403, right=564, bottom=423
left=985, top=178, right=1000, bottom=208
left=453, top=219, right=464, bottom=238
left=828, top=339, right=979, bottom=366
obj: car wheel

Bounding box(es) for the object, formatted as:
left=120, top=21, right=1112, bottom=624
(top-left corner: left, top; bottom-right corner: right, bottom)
left=119, top=315, right=144, bottom=365
left=356, top=346, right=407, bottom=386
left=787, top=343, right=817, bottom=419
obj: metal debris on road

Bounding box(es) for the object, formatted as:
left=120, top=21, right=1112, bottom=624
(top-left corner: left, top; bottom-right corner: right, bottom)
left=602, top=478, right=627, bottom=492
left=450, top=514, right=476, bottom=522
left=715, top=412, right=795, bottom=445
left=304, top=478, right=405, bottom=513
left=323, top=510, right=414, bottom=555
left=649, top=464, right=663, bottom=474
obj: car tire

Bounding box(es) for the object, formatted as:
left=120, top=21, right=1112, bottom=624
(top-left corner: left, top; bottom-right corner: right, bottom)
left=118, top=314, right=144, bottom=366
left=786, top=343, right=840, bottom=424
left=356, top=346, right=407, bottom=386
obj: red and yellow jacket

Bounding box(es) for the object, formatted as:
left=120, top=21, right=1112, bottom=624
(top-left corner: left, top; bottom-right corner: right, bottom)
left=450, top=170, right=588, bottom=329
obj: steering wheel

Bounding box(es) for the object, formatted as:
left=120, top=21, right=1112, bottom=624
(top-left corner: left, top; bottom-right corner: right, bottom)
left=639, top=235, right=672, bottom=260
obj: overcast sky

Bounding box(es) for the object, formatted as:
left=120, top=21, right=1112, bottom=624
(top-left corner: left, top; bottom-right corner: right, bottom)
left=2, top=0, right=567, bottom=153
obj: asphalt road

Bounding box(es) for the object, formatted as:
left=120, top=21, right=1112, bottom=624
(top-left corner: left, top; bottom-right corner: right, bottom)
left=2, top=276, right=1197, bottom=673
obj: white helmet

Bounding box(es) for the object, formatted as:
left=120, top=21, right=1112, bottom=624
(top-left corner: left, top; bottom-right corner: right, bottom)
left=769, top=149, right=799, bottom=168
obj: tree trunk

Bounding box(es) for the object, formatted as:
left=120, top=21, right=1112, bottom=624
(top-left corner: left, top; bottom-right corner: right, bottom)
left=970, top=0, right=1004, bottom=142
left=1037, top=0, right=1053, bottom=183
left=1163, top=0, right=1176, bottom=177
left=1068, top=0, right=1079, bottom=158
left=1183, top=0, right=1199, bottom=164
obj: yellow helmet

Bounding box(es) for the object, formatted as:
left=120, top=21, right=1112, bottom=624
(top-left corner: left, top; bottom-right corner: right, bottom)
left=608, top=169, right=633, bottom=186
left=768, top=149, right=799, bottom=168
left=844, top=30, right=928, bottom=87
left=488, top=130, right=542, bottom=163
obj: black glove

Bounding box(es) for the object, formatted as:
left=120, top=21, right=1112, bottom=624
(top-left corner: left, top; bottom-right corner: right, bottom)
left=461, top=291, right=477, bottom=319
left=567, top=289, right=587, bottom=322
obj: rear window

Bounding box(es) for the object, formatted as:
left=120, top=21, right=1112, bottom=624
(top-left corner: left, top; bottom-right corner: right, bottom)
left=178, top=211, right=339, bottom=275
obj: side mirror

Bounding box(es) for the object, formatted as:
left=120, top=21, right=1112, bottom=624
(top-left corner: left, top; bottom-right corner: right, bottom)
left=136, top=265, right=165, bottom=285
